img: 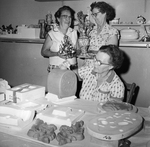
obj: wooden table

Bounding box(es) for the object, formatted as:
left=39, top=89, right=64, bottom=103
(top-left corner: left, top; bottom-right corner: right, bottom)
left=0, top=99, right=150, bottom=147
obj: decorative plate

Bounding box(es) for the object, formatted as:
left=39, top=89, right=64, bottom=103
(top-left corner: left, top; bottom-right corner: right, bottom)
left=87, top=111, right=143, bottom=140
left=97, top=101, right=138, bottom=113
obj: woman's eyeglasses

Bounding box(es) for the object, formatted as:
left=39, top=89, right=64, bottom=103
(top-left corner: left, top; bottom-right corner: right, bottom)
left=61, top=15, right=72, bottom=19
left=94, top=57, right=110, bottom=66
left=91, top=12, right=101, bottom=18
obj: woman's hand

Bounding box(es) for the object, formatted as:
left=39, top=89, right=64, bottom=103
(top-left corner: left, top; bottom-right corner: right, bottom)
left=87, top=50, right=97, bottom=57
left=88, top=50, right=98, bottom=54
left=57, top=51, right=67, bottom=59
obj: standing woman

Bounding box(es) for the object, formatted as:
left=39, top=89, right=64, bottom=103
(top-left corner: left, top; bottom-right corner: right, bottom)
left=41, top=6, right=80, bottom=72
left=88, top=1, right=119, bottom=56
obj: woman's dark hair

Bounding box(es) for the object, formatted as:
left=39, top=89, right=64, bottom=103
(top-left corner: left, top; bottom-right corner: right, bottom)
left=54, top=5, right=75, bottom=28
left=90, top=1, right=116, bottom=23
left=99, top=45, right=124, bottom=69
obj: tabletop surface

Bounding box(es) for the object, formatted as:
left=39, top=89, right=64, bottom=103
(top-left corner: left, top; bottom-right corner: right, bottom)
left=0, top=99, right=150, bottom=147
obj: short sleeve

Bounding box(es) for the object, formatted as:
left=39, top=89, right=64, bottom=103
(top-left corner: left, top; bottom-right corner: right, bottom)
left=78, top=65, right=93, bottom=79
left=109, top=27, right=119, bottom=36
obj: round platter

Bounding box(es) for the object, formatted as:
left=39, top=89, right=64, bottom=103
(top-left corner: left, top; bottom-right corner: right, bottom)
left=87, top=111, right=143, bottom=140
left=97, top=101, right=138, bottom=113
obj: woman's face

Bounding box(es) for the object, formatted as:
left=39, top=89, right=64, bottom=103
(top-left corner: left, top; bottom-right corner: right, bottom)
left=91, top=8, right=106, bottom=26
left=58, top=10, right=72, bottom=28
left=93, top=51, right=113, bottom=74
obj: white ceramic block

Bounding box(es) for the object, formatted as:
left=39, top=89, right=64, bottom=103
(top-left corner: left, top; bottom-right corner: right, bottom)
left=6, top=83, right=45, bottom=103
left=17, top=26, right=40, bottom=39
left=0, top=93, right=5, bottom=101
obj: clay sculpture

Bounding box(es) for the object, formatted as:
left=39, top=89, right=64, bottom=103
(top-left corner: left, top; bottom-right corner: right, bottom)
left=27, top=119, right=57, bottom=144
left=56, top=120, right=85, bottom=145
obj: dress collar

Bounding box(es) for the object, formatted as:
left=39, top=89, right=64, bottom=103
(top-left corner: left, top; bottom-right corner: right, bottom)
left=91, top=70, right=115, bottom=83
left=106, top=70, right=115, bottom=83
left=53, top=25, right=73, bottom=35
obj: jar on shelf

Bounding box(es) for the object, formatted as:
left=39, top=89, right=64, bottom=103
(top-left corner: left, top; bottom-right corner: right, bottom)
left=39, top=19, right=45, bottom=39
left=45, top=12, right=53, bottom=35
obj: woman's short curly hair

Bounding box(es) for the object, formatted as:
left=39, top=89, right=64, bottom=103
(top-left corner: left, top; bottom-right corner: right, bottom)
left=54, top=5, right=75, bottom=28
left=99, top=45, right=124, bottom=69
left=90, top=1, right=116, bottom=23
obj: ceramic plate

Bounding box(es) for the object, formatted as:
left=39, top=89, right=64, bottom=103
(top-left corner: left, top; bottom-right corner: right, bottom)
left=87, top=111, right=143, bottom=140
left=97, top=101, right=138, bottom=113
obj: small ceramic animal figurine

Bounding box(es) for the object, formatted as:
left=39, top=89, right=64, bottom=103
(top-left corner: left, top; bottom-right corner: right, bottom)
left=137, top=15, right=146, bottom=24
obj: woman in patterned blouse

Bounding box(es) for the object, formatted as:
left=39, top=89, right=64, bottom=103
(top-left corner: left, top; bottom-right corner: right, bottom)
left=78, top=45, right=124, bottom=102
left=88, top=1, right=119, bottom=54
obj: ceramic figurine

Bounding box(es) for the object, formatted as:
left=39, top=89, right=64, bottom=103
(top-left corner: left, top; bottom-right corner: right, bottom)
left=137, top=15, right=146, bottom=24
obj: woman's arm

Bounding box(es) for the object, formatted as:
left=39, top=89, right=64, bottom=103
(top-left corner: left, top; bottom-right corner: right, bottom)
left=41, top=35, right=58, bottom=58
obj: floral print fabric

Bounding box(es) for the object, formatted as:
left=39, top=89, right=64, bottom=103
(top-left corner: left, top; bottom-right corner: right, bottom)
left=48, top=26, right=77, bottom=67
left=89, top=23, right=118, bottom=51
left=78, top=64, right=124, bottom=102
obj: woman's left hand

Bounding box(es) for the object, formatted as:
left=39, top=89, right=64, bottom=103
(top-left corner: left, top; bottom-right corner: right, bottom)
left=57, top=51, right=67, bottom=59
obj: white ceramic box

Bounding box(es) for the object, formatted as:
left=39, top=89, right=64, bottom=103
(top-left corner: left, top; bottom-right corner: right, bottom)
left=0, top=28, right=40, bottom=39
left=5, top=83, right=45, bottom=103
left=17, top=26, right=40, bottom=39
left=0, top=93, right=5, bottom=101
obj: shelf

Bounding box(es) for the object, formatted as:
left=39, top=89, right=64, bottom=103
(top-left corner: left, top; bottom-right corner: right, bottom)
left=0, top=37, right=150, bottom=48
left=0, top=37, right=44, bottom=44
left=35, top=0, right=80, bottom=1
left=111, top=24, right=150, bottom=26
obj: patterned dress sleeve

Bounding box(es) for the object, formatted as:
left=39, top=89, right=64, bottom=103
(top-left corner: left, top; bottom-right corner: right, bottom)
left=109, top=78, right=125, bottom=99
left=78, top=64, right=93, bottom=80
left=109, top=27, right=119, bottom=37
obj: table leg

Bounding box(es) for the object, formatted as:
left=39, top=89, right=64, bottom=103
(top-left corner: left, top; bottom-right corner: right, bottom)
left=118, top=139, right=131, bottom=147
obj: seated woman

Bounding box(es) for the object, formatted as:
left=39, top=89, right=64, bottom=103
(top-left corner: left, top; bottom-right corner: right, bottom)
left=77, top=45, right=124, bottom=102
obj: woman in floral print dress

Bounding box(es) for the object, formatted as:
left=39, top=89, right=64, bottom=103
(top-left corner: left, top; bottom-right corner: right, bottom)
left=89, top=1, right=119, bottom=53
left=81, top=1, right=119, bottom=66
left=78, top=45, right=124, bottom=102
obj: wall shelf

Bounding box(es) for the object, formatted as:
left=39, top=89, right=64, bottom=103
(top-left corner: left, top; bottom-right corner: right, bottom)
left=111, top=24, right=150, bottom=27
left=0, top=37, right=44, bottom=44
left=111, top=24, right=150, bottom=34
left=35, top=0, right=80, bottom=1
left=0, top=37, right=150, bottom=48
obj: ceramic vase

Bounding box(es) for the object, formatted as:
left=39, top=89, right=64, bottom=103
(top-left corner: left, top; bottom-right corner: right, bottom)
left=78, top=35, right=89, bottom=56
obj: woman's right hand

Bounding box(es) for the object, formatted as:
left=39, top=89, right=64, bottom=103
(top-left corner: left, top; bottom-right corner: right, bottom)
left=87, top=50, right=97, bottom=57
left=88, top=50, right=98, bottom=54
